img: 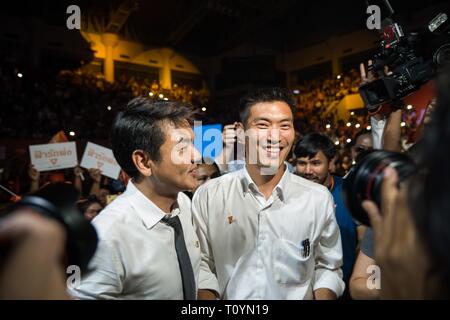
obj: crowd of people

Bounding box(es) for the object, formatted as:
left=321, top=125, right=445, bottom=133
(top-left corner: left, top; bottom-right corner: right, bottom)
left=0, top=62, right=209, bottom=140
left=1, top=51, right=449, bottom=301
left=1, top=73, right=449, bottom=300
left=289, top=68, right=424, bottom=175
left=292, top=69, right=359, bottom=130
left=0, top=60, right=425, bottom=206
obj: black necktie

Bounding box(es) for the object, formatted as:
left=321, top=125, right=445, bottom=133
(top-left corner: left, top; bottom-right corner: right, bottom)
left=161, top=215, right=196, bottom=300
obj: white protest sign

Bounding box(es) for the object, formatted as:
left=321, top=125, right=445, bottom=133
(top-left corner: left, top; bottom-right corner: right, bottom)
left=80, top=142, right=121, bottom=180
left=29, top=142, right=78, bottom=172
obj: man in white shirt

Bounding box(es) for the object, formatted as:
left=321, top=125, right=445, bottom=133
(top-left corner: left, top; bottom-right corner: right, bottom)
left=71, top=97, right=203, bottom=299
left=193, top=87, right=344, bottom=300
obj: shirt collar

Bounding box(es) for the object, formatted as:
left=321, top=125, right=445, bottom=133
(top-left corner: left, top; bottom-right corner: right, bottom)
left=124, top=180, right=180, bottom=229
left=240, top=165, right=290, bottom=203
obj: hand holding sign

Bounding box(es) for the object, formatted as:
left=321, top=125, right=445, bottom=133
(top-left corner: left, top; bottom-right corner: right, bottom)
left=29, top=142, right=78, bottom=172
left=88, top=168, right=102, bottom=183
left=80, top=142, right=121, bottom=180
left=73, top=166, right=85, bottom=181
left=27, top=164, right=40, bottom=182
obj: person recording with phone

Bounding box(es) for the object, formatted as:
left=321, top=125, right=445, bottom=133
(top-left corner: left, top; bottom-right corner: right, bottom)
left=214, top=122, right=246, bottom=174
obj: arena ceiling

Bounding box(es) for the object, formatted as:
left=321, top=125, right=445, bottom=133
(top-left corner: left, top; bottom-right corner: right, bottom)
left=3, top=0, right=449, bottom=56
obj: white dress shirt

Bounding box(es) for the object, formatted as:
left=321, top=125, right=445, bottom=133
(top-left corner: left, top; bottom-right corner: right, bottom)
left=370, top=115, right=386, bottom=149
left=192, top=166, right=344, bottom=300
left=70, top=181, right=201, bottom=300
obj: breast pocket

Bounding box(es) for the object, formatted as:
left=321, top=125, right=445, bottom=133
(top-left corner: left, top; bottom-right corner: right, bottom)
left=272, top=238, right=314, bottom=285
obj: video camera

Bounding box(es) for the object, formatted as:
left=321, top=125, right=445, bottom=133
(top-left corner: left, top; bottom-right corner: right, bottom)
left=360, top=1, right=450, bottom=112
left=0, top=183, right=98, bottom=274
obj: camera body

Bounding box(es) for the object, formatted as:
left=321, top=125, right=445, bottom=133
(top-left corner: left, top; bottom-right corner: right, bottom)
left=360, top=13, right=450, bottom=112
left=0, top=183, right=98, bottom=274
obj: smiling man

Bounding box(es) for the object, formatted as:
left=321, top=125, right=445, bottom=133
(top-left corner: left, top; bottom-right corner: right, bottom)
left=71, top=97, right=203, bottom=299
left=193, top=88, right=344, bottom=300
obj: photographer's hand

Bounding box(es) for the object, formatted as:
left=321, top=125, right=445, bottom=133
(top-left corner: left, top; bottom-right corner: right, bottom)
left=360, top=60, right=377, bottom=85
left=362, top=167, right=430, bottom=299
left=382, top=109, right=403, bottom=152
left=361, top=60, right=384, bottom=124
left=360, top=60, right=392, bottom=85
left=361, top=60, right=403, bottom=151
left=0, top=211, right=71, bottom=299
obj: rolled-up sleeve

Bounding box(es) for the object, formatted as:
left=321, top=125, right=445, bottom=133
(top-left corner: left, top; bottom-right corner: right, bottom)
left=313, top=194, right=345, bottom=297
left=191, top=187, right=220, bottom=296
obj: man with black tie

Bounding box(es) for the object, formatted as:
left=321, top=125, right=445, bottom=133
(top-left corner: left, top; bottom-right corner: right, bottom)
left=71, top=97, right=203, bottom=299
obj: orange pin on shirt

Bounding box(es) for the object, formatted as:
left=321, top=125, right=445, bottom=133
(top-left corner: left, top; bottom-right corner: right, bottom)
left=227, top=215, right=235, bottom=224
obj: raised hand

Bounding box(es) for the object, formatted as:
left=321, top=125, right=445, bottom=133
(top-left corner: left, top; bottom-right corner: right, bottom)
left=88, top=168, right=102, bottom=183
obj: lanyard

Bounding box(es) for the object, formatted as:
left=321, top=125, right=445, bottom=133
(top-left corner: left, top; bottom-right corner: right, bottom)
left=328, top=175, right=335, bottom=192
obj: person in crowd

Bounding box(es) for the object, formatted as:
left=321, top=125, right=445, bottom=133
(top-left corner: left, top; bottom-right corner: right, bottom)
left=350, top=131, right=373, bottom=165
left=183, top=159, right=221, bottom=199
left=349, top=228, right=380, bottom=299
left=294, top=132, right=365, bottom=289
left=215, top=122, right=295, bottom=175
left=214, top=122, right=246, bottom=174
left=28, top=165, right=84, bottom=197
left=71, top=97, right=204, bottom=299
left=193, top=160, right=220, bottom=192
left=76, top=195, right=103, bottom=221
left=192, top=87, right=344, bottom=300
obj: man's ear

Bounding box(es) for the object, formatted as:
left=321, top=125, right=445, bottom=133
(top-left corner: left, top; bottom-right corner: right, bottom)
left=131, top=150, right=154, bottom=177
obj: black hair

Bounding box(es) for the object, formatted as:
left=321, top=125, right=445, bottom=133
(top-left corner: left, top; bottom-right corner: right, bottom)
left=99, top=184, right=114, bottom=194
left=200, top=157, right=221, bottom=179
left=352, top=129, right=372, bottom=145
left=408, top=66, right=450, bottom=297
left=238, top=87, right=296, bottom=125
left=76, top=195, right=103, bottom=215
left=293, top=132, right=337, bottom=161
left=110, top=97, right=195, bottom=180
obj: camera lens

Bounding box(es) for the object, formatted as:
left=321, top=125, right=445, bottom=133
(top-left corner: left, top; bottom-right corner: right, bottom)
left=2, top=183, right=98, bottom=273
left=342, top=150, right=416, bottom=226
